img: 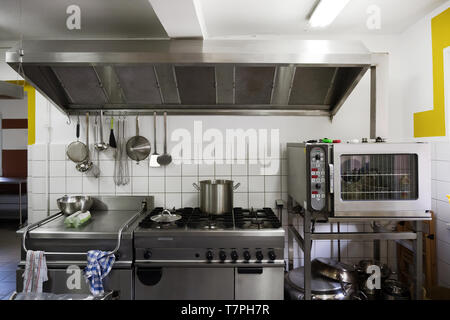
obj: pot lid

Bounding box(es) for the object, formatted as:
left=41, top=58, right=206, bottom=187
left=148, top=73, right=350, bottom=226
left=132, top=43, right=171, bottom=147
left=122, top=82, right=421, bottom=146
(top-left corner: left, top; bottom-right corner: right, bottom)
left=199, top=179, right=233, bottom=185
left=312, top=257, right=357, bottom=283
left=287, top=267, right=343, bottom=294
left=150, top=209, right=182, bottom=223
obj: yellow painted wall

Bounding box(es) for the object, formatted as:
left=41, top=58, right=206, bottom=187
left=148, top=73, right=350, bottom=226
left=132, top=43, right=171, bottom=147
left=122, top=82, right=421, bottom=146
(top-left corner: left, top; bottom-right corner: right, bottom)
left=7, top=80, right=35, bottom=145
left=413, top=8, right=450, bottom=137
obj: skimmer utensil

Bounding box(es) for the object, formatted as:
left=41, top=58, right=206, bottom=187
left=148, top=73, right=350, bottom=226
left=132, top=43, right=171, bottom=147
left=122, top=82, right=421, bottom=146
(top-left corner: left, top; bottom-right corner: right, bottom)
left=156, top=112, right=172, bottom=166
left=149, top=111, right=160, bottom=167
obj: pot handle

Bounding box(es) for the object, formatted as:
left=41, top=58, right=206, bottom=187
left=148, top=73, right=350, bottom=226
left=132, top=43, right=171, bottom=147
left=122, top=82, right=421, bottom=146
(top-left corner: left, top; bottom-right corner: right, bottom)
left=192, top=183, right=200, bottom=191
left=233, top=182, right=241, bottom=190
left=162, top=209, right=174, bottom=216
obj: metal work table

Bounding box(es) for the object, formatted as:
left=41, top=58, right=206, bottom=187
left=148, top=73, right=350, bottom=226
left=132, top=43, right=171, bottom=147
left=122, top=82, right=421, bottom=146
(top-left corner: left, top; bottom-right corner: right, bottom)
left=19, top=210, right=140, bottom=240
left=287, top=198, right=429, bottom=300
left=17, top=196, right=153, bottom=266
left=0, top=177, right=27, bottom=226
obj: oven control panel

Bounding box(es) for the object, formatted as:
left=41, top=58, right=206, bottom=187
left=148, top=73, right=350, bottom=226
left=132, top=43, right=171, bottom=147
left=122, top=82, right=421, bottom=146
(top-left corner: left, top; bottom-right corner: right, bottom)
left=136, top=247, right=284, bottom=264
left=310, top=146, right=326, bottom=211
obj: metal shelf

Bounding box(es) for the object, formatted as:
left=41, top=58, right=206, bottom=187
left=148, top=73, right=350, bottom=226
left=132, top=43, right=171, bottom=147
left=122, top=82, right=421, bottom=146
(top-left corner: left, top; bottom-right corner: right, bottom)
left=287, top=195, right=425, bottom=300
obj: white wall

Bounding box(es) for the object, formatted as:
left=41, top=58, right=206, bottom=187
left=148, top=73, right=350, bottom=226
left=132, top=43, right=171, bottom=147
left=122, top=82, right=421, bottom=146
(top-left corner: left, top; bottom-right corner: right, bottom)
left=393, top=2, right=450, bottom=287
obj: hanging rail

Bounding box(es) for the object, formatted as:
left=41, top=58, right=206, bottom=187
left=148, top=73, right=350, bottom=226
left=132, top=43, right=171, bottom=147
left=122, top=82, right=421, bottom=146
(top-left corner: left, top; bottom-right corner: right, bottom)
left=66, top=107, right=330, bottom=117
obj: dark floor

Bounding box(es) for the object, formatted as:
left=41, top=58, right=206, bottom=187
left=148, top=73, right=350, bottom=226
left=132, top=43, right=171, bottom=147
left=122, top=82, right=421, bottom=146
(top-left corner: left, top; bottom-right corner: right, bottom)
left=0, top=220, right=20, bottom=300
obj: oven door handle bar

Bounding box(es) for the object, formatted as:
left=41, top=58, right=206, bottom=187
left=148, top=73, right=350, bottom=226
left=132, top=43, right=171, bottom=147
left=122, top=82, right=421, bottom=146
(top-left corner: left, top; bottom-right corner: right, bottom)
left=22, top=201, right=147, bottom=257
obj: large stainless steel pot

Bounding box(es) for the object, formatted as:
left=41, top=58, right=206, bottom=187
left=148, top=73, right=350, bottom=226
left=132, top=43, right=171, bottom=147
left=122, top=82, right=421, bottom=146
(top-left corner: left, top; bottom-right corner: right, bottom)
left=284, top=267, right=358, bottom=300
left=192, top=180, right=240, bottom=215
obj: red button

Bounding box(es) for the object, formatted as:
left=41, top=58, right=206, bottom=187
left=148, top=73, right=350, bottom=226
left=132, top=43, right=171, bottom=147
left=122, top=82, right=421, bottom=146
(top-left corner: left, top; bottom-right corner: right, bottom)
left=311, top=175, right=318, bottom=179
left=311, top=168, right=318, bottom=171
left=312, top=191, right=318, bottom=194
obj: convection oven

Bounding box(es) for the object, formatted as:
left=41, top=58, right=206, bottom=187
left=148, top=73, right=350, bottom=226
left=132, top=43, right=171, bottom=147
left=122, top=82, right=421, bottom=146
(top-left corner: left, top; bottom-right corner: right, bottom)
left=287, top=142, right=431, bottom=219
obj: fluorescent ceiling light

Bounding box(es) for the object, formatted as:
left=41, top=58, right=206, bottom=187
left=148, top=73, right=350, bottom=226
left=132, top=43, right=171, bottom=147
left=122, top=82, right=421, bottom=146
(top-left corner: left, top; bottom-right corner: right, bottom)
left=309, top=0, right=350, bottom=28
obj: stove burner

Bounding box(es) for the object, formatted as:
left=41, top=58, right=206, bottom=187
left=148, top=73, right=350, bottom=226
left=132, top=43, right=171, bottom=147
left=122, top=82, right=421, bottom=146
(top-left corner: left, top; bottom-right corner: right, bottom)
left=139, top=207, right=281, bottom=230
left=201, top=222, right=219, bottom=229
left=251, top=218, right=264, bottom=225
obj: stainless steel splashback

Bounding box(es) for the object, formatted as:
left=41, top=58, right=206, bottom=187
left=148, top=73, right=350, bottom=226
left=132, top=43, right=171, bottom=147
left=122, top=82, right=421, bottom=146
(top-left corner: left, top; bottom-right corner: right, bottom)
left=5, top=39, right=372, bottom=116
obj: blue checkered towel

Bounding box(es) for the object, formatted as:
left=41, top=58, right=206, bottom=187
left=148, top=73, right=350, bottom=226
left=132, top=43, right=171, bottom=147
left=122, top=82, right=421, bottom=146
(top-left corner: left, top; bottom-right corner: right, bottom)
left=84, top=250, right=115, bottom=297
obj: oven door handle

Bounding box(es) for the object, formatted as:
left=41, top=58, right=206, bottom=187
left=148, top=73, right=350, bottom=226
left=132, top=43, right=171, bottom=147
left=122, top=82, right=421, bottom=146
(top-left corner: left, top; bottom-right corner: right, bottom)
left=329, top=163, right=334, bottom=194
left=237, top=267, right=263, bottom=274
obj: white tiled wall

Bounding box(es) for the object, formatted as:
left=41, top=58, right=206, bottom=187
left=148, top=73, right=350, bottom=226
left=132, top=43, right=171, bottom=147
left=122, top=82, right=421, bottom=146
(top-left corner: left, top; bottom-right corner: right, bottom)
left=28, top=142, right=288, bottom=219
left=431, top=142, right=450, bottom=288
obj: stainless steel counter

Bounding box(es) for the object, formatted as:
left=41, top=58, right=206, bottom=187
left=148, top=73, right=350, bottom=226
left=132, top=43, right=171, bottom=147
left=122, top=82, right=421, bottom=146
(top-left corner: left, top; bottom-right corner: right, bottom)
left=17, top=196, right=153, bottom=266
left=18, top=210, right=141, bottom=240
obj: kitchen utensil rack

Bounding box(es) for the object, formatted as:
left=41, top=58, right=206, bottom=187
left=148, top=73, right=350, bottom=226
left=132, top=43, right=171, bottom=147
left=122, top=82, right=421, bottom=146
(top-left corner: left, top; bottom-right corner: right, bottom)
left=286, top=195, right=430, bottom=300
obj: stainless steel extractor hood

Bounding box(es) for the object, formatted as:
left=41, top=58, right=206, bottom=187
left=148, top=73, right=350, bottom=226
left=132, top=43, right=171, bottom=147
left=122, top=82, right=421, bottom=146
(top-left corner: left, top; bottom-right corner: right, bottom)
left=0, top=81, right=24, bottom=100
left=5, top=39, right=372, bottom=117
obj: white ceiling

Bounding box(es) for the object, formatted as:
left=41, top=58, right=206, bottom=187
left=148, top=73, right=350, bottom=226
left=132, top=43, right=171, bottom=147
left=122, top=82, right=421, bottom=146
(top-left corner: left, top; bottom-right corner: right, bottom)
left=0, top=0, right=168, bottom=41
left=198, top=0, right=448, bottom=38
left=0, top=0, right=446, bottom=43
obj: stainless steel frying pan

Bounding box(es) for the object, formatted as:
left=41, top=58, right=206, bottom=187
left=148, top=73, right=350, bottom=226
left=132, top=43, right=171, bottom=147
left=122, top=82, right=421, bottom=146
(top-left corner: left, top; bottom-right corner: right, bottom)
left=126, top=116, right=150, bottom=164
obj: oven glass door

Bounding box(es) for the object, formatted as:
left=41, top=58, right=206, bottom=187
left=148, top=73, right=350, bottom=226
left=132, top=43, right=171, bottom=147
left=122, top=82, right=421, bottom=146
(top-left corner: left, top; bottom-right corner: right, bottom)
left=340, top=153, right=418, bottom=201
left=333, top=143, right=431, bottom=216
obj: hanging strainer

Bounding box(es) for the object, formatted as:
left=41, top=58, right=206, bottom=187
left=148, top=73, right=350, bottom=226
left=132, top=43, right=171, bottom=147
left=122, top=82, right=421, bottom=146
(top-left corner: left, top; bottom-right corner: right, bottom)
left=67, top=115, right=89, bottom=163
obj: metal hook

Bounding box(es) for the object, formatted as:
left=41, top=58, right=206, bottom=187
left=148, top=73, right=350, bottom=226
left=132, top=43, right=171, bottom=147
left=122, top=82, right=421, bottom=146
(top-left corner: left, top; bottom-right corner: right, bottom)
left=66, top=114, right=72, bottom=125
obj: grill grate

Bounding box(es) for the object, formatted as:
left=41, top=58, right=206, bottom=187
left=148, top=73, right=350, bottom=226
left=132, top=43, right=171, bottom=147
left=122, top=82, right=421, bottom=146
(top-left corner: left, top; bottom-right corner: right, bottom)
left=340, top=154, right=418, bottom=201
left=138, top=207, right=281, bottom=229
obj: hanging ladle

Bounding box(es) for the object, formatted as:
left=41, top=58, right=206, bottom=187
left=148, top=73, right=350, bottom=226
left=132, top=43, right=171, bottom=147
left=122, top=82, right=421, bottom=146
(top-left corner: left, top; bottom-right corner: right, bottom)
left=94, top=111, right=108, bottom=151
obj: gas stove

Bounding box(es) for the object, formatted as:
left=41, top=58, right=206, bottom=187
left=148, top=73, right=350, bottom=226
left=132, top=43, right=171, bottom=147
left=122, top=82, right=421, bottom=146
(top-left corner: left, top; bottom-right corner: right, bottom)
left=134, top=206, right=284, bottom=264
left=134, top=207, right=285, bottom=300
left=138, top=207, right=282, bottom=230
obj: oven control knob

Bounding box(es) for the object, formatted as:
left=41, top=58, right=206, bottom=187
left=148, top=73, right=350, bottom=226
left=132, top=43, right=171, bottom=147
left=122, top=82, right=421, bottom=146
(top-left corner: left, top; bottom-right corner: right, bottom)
left=243, top=250, right=251, bottom=261
left=255, top=251, right=263, bottom=261
left=231, top=250, right=238, bottom=261
left=219, top=251, right=227, bottom=261
left=206, top=250, right=214, bottom=261
left=144, top=250, right=152, bottom=260
left=268, top=251, right=276, bottom=261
